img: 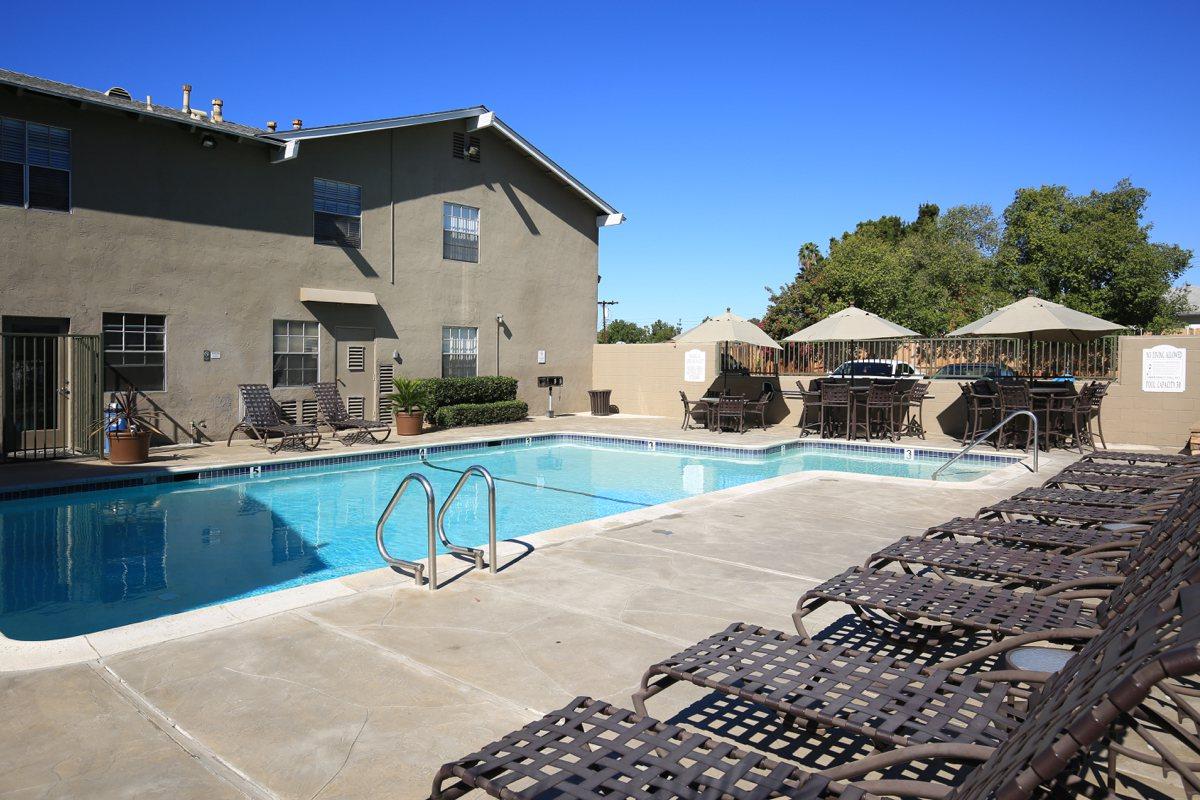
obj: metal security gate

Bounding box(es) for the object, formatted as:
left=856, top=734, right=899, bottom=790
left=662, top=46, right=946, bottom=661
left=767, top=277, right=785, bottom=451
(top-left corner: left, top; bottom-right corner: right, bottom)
left=1, top=333, right=103, bottom=461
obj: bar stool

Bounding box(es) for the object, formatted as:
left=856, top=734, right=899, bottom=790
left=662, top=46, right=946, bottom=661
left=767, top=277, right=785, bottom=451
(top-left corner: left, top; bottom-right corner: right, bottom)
left=899, top=381, right=929, bottom=439
left=795, top=379, right=822, bottom=438
left=859, top=383, right=898, bottom=441
left=960, top=381, right=997, bottom=446
left=997, top=383, right=1037, bottom=451
left=819, top=382, right=852, bottom=439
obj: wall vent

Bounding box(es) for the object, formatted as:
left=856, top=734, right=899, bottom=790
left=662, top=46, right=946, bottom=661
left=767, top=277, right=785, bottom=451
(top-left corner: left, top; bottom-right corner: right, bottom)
left=378, top=363, right=395, bottom=423
left=278, top=399, right=298, bottom=423
left=347, top=396, right=366, bottom=419
left=301, top=398, right=319, bottom=424
left=452, top=132, right=480, bottom=162
left=347, top=345, right=366, bottom=372
left=105, top=87, right=133, bottom=101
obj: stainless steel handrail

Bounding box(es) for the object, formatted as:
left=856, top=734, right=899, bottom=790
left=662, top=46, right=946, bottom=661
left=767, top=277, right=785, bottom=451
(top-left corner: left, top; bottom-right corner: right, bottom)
left=375, top=472, right=439, bottom=589
left=436, top=464, right=497, bottom=575
left=932, top=410, right=1039, bottom=480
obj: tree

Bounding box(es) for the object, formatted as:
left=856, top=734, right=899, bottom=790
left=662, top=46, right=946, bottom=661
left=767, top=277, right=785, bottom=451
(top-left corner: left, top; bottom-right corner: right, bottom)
left=646, top=319, right=682, bottom=343
left=997, top=180, right=1192, bottom=332
left=596, top=319, right=646, bottom=344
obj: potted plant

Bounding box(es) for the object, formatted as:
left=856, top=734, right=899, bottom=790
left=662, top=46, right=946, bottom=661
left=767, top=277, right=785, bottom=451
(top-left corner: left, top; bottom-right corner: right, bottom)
left=389, top=377, right=428, bottom=436
left=96, top=390, right=167, bottom=464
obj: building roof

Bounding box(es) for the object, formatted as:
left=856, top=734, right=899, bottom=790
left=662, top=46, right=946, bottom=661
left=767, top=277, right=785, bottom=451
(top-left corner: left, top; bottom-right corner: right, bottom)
left=0, top=68, right=623, bottom=223
left=0, top=68, right=265, bottom=139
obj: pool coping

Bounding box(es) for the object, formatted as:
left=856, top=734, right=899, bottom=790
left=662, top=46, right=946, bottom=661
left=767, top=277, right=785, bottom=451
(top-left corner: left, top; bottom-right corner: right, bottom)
left=0, top=432, right=1033, bottom=671
left=0, top=430, right=1020, bottom=501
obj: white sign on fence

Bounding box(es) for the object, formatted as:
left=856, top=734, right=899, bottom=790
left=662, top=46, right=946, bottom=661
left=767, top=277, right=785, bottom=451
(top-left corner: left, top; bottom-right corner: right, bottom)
left=1142, top=345, right=1186, bottom=392
left=683, top=348, right=707, bottom=382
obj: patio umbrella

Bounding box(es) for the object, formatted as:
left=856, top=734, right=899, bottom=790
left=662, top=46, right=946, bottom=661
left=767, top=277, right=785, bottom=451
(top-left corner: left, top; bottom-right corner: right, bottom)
left=673, top=308, right=781, bottom=393
left=783, top=305, right=920, bottom=377
left=946, top=294, right=1124, bottom=375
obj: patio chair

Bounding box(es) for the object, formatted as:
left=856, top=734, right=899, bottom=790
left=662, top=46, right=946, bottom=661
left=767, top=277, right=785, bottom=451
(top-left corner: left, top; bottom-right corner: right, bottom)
left=433, top=573, right=1200, bottom=800
left=959, top=380, right=998, bottom=445
left=714, top=397, right=746, bottom=433
left=742, top=386, right=773, bottom=431
left=818, top=381, right=852, bottom=438
left=633, top=562, right=1200, bottom=771
left=795, top=379, right=822, bottom=437
left=678, top=391, right=712, bottom=430
left=227, top=384, right=322, bottom=453
left=899, top=380, right=929, bottom=438
left=792, top=482, right=1195, bottom=642
left=997, top=383, right=1037, bottom=450
left=867, top=485, right=1200, bottom=591
left=858, top=383, right=898, bottom=441
left=311, top=382, right=390, bottom=445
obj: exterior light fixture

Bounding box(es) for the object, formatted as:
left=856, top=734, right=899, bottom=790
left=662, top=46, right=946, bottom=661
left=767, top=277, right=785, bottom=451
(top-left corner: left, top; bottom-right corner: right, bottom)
left=200, top=134, right=217, bottom=149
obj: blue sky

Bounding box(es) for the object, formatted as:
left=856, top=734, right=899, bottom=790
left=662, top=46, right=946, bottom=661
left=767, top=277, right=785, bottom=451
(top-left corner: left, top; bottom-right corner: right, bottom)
left=7, top=2, right=1198, bottom=329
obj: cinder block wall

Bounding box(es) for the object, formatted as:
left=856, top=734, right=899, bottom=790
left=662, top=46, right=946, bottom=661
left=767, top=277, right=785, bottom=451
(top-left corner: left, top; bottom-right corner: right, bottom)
left=595, top=336, right=1199, bottom=452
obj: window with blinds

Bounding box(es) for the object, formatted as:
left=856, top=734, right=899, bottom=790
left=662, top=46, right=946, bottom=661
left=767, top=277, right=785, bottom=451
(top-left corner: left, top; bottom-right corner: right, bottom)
left=1, top=116, right=71, bottom=212
left=443, top=202, right=479, bottom=262
left=442, top=326, right=478, bottom=377
left=313, top=178, right=361, bottom=248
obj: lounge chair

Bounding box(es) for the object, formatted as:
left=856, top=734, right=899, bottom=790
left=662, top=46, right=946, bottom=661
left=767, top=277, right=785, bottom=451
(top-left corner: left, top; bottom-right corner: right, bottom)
left=1043, top=470, right=1194, bottom=492
left=311, top=382, right=391, bottom=445
left=1080, top=448, right=1198, bottom=466
left=432, top=573, right=1200, bottom=800
left=1059, top=459, right=1200, bottom=478
left=227, top=384, right=322, bottom=452
left=975, top=488, right=1178, bottom=527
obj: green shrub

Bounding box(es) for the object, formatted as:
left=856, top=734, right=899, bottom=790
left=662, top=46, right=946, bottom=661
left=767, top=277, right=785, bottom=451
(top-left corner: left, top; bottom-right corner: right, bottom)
left=434, top=400, right=529, bottom=428
left=420, top=376, right=518, bottom=421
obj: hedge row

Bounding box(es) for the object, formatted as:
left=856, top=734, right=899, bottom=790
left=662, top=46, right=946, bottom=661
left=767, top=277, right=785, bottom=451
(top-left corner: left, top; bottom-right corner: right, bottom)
left=420, top=376, right=518, bottom=421
left=434, top=400, right=529, bottom=428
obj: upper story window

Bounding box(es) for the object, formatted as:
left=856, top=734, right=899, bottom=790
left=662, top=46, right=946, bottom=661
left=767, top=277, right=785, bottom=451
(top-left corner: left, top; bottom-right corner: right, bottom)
left=103, top=312, right=166, bottom=391
left=0, top=116, right=71, bottom=212
left=273, top=320, right=319, bottom=387
left=443, top=202, right=479, bottom=262
left=313, top=178, right=361, bottom=248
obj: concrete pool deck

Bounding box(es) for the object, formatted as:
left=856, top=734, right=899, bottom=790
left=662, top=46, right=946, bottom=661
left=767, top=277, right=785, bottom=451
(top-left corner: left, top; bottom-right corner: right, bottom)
left=0, top=416, right=1181, bottom=798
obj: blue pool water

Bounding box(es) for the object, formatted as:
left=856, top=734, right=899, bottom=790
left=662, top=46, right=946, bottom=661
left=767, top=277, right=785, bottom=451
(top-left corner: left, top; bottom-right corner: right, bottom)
left=0, top=438, right=1004, bottom=640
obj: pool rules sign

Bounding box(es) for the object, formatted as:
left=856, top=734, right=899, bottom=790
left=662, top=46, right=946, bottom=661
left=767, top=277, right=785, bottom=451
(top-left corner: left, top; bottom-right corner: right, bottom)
left=1142, top=345, right=1186, bottom=392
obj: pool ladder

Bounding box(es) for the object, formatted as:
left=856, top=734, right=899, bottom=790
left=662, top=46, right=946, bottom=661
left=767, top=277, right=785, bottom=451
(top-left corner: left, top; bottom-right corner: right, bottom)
left=375, top=465, right=498, bottom=590
left=932, top=410, right=1039, bottom=481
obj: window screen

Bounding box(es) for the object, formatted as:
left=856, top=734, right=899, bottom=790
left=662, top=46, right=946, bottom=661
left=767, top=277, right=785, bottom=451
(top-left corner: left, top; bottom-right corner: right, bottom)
left=442, top=326, right=478, bottom=377
left=103, top=313, right=166, bottom=391
left=273, top=320, right=319, bottom=387
left=443, top=202, right=479, bottom=262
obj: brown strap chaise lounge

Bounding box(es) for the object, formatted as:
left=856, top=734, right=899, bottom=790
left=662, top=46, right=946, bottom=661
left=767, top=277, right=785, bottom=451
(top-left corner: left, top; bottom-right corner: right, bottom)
left=311, top=382, right=391, bottom=445
left=227, top=383, right=322, bottom=453
left=432, top=568, right=1200, bottom=799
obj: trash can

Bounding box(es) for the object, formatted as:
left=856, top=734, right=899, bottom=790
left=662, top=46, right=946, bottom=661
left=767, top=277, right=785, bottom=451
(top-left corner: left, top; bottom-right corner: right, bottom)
left=587, top=389, right=613, bottom=416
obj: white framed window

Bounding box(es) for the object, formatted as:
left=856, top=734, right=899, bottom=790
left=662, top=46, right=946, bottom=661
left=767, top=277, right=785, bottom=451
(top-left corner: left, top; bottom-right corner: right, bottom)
left=273, top=320, right=319, bottom=387
left=443, top=202, right=479, bottom=262
left=0, top=116, right=71, bottom=212
left=442, top=326, right=478, bottom=377
left=103, top=313, right=166, bottom=391
left=313, top=178, right=361, bottom=248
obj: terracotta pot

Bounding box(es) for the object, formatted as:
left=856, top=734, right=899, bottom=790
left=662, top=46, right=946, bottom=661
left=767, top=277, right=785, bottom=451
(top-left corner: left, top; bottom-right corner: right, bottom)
left=394, top=411, right=424, bottom=436
left=108, top=430, right=151, bottom=464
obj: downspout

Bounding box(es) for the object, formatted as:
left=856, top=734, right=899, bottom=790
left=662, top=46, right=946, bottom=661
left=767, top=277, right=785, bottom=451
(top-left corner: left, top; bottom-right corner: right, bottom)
left=390, top=129, right=396, bottom=285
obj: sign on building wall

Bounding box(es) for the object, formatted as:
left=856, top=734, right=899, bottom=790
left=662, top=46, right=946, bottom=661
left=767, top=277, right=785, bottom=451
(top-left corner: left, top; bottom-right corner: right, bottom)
left=1142, top=345, right=1186, bottom=392
left=683, top=349, right=707, bottom=382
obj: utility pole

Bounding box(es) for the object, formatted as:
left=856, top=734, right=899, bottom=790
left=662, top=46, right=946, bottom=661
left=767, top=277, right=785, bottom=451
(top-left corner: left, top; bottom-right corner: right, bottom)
left=597, top=300, right=619, bottom=334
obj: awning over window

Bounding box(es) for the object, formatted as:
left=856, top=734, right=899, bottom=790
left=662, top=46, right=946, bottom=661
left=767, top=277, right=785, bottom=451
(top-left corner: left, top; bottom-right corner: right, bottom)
left=299, top=287, right=379, bottom=306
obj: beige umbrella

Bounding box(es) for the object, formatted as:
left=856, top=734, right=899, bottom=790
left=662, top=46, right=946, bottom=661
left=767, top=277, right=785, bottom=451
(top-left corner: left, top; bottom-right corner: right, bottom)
left=783, top=305, right=919, bottom=342
left=783, top=306, right=919, bottom=377
left=674, top=308, right=780, bottom=393
left=947, top=294, right=1125, bottom=376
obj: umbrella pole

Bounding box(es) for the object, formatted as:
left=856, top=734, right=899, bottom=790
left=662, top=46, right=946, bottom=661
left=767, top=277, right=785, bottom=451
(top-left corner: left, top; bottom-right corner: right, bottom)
left=722, top=341, right=729, bottom=394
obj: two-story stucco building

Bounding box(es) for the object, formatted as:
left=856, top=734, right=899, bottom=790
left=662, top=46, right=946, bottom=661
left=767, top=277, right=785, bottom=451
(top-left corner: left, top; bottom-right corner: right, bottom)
left=0, top=68, right=621, bottom=453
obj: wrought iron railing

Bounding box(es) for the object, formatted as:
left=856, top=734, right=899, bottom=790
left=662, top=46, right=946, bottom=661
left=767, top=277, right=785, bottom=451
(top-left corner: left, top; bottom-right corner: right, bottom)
left=776, top=336, right=1119, bottom=379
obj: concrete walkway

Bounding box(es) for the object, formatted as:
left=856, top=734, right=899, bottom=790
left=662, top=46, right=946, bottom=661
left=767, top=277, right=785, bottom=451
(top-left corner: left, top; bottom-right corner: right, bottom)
left=0, top=417, right=1174, bottom=799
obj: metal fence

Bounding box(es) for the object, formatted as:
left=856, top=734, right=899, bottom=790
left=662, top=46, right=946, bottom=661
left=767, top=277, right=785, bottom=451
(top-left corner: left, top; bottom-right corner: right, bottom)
left=776, top=336, right=1120, bottom=379
left=2, top=333, right=104, bottom=461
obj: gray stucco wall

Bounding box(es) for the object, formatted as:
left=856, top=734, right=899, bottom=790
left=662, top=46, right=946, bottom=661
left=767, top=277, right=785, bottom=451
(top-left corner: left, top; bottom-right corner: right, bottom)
left=0, top=90, right=603, bottom=442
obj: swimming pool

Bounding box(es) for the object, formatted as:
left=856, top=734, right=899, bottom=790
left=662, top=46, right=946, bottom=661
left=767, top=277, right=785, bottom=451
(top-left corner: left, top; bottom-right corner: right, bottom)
left=0, top=435, right=1010, bottom=640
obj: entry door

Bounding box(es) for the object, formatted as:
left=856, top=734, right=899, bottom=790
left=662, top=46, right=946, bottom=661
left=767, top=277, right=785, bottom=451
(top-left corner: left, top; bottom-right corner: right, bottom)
left=334, top=327, right=375, bottom=420
left=2, top=317, right=70, bottom=455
